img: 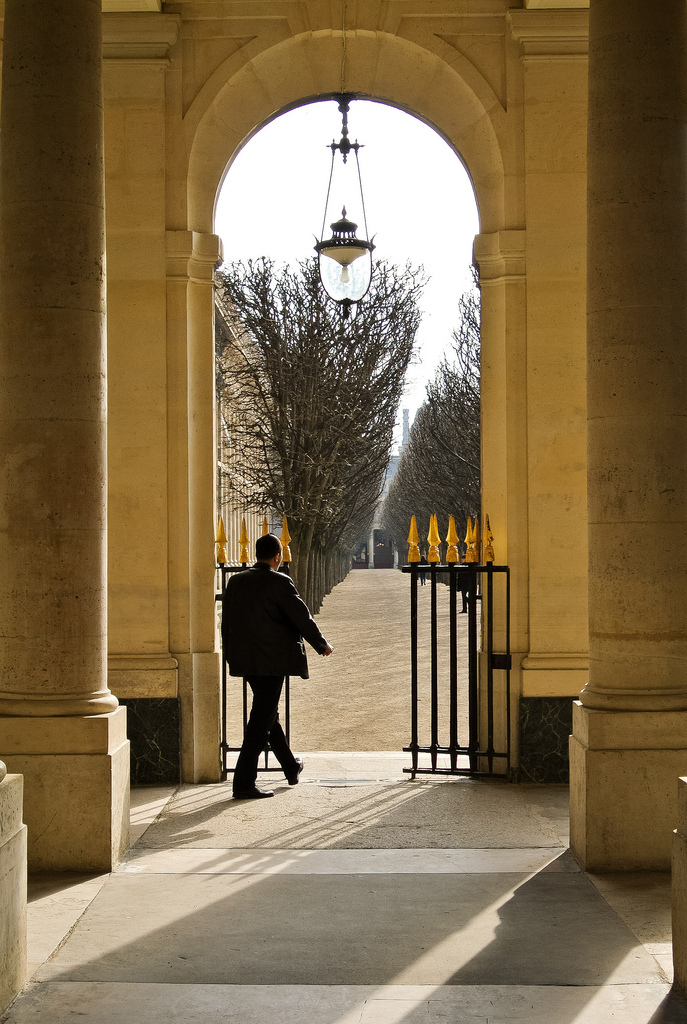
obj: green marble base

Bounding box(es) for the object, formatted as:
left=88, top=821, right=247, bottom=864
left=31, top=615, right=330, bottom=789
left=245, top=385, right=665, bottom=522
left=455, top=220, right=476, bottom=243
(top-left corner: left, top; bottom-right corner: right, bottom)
left=119, top=698, right=181, bottom=785
left=518, top=697, right=574, bottom=784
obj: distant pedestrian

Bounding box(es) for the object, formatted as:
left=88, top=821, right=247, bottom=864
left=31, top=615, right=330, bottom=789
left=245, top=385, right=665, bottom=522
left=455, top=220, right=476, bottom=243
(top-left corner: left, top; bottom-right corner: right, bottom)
left=458, top=553, right=469, bottom=613
left=419, top=554, right=429, bottom=586
left=222, top=534, right=333, bottom=800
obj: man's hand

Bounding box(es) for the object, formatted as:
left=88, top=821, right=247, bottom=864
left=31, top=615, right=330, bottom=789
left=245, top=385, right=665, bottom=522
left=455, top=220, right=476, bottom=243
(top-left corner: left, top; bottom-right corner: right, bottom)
left=322, top=643, right=334, bottom=656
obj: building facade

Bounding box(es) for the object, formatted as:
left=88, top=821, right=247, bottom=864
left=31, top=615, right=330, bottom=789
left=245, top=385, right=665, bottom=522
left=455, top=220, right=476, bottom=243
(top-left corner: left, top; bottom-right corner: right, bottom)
left=0, top=2, right=685, bottom=940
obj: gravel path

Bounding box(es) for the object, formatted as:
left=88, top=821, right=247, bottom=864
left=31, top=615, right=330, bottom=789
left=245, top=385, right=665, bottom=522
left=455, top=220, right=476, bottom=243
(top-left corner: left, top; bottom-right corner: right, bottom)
left=224, top=568, right=473, bottom=753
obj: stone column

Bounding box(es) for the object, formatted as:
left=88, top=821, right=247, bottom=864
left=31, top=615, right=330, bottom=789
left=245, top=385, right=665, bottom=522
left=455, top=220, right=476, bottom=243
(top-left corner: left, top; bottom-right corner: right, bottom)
left=673, top=778, right=687, bottom=992
left=188, top=232, right=223, bottom=783
left=474, top=230, right=527, bottom=778
left=570, top=0, right=687, bottom=869
left=165, top=229, right=222, bottom=784
left=0, top=766, right=27, bottom=1014
left=0, top=0, right=129, bottom=870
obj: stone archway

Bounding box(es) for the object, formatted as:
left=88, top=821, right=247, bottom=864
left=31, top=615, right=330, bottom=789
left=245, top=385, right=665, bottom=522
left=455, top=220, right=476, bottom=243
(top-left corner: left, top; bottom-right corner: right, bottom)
left=103, top=8, right=588, bottom=789
left=181, top=29, right=520, bottom=779
left=185, top=29, right=509, bottom=233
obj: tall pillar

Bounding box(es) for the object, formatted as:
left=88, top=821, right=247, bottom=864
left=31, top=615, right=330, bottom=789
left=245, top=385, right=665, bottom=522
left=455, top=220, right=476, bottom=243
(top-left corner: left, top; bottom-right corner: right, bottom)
left=570, top=0, right=687, bottom=869
left=166, top=230, right=222, bottom=784
left=188, top=232, right=223, bottom=783
left=0, top=0, right=129, bottom=870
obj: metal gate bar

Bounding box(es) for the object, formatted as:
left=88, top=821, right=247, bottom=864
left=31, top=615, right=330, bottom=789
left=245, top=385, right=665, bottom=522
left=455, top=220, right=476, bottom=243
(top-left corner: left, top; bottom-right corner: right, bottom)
left=216, top=563, right=290, bottom=781
left=402, top=562, right=511, bottom=778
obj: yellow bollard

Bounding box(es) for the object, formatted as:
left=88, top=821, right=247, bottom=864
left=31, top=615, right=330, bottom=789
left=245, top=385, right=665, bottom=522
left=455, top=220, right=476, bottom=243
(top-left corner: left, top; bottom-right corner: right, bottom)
left=465, top=516, right=479, bottom=564
left=427, top=513, right=441, bottom=563
left=484, top=514, right=495, bottom=564
left=239, top=517, right=250, bottom=564
left=215, top=516, right=227, bottom=565
left=280, top=515, right=292, bottom=563
left=407, top=516, right=421, bottom=562
left=261, top=516, right=269, bottom=536
left=446, top=515, right=459, bottom=563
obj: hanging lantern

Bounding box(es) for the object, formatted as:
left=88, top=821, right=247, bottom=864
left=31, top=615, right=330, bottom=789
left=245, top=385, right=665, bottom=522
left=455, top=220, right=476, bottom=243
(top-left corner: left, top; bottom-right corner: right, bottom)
left=314, top=95, right=375, bottom=318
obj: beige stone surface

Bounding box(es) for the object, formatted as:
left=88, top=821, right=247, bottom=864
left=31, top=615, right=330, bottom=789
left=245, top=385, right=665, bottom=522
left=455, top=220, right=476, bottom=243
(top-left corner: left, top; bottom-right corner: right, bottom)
left=0, top=712, right=128, bottom=756
left=98, top=2, right=591, bottom=781
left=0, top=0, right=116, bottom=720
left=589, top=871, right=672, bottom=984
left=570, top=709, right=687, bottom=870
left=673, top=778, right=687, bottom=991
left=4, top=983, right=684, bottom=1024
left=26, top=874, right=108, bottom=981
left=0, top=775, right=27, bottom=1014
left=10, top=771, right=679, bottom=1022
left=22, top=786, right=175, bottom=984
left=136, top=771, right=568, bottom=851
left=122, top=846, right=574, bottom=875
left=2, top=710, right=130, bottom=872
left=582, top=1, right=687, bottom=713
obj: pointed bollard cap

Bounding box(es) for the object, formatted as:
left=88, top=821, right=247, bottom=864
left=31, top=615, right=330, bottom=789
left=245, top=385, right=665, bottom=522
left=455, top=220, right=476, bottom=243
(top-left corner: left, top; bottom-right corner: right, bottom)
left=407, top=516, right=420, bottom=562
left=216, top=516, right=227, bottom=565
left=465, top=515, right=479, bottom=563
left=262, top=516, right=269, bottom=536
left=446, top=515, right=459, bottom=563
left=280, top=515, right=292, bottom=563
left=484, top=514, right=495, bottom=564
left=428, top=513, right=441, bottom=562
left=239, top=516, right=250, bottom=564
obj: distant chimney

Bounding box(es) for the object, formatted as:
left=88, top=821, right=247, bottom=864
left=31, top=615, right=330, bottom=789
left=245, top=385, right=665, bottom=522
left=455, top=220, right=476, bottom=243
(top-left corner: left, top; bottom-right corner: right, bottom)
left=402, top=408, right=410, bottom=448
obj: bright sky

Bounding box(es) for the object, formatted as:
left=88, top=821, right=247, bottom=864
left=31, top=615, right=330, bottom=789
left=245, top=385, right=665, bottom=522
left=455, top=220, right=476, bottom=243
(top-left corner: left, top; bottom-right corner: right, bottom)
left=215, top=98, right=479, bottom=449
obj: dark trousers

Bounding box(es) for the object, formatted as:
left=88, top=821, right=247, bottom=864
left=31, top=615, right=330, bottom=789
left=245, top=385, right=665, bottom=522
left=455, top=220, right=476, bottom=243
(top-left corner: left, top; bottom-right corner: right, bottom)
left=232, top=675, right=297, bottom=793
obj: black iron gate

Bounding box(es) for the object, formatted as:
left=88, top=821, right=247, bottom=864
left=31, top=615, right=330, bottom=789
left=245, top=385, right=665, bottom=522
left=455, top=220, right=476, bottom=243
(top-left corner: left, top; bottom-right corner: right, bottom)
left=402, top=562, right=511, bottom=778
left=216, top=563, right=291, bottom=781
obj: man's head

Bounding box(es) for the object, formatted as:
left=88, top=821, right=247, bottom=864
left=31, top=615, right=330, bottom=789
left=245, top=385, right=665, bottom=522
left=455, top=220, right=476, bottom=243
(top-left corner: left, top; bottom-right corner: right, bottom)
left=256, top=533, right=283, bottom=567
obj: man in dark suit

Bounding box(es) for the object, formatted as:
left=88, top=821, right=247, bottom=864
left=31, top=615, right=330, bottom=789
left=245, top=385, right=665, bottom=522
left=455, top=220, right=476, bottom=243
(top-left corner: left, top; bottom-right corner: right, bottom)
left=222, top=532, right=333, bottom=799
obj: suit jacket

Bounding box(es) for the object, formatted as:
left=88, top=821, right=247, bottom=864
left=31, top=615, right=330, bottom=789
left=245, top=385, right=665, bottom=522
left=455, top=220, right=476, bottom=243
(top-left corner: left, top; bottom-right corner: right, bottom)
left=222, top=562, right=328, bottom=678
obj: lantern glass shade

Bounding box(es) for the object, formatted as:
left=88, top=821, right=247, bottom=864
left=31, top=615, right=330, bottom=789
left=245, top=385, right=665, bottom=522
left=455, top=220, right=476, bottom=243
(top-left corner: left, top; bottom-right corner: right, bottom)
left=318, top=248, right=372, bottom=303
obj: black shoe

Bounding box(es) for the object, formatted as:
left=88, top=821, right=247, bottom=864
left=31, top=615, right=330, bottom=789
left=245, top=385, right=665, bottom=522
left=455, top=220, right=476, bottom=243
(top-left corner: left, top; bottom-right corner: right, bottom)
left=233, top=787, right=274, bottom=799
left=286, top=758, right=304, bottom=786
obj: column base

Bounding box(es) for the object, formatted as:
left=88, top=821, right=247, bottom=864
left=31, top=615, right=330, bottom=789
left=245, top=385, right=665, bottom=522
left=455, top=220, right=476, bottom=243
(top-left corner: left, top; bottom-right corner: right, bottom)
left=0, top=774, right=27, bottom=1013
left=672, top=778, right=687, bottom=993
left=570, top=701, right=687, bottom=869
left=192, top=652, right=221, bottom=783
left=0, top=708, right=130, bottom=871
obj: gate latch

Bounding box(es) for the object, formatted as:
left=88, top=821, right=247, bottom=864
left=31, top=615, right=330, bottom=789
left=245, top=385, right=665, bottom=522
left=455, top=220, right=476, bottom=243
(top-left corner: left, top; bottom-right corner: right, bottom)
left=491, top=653, right=512, bottom=671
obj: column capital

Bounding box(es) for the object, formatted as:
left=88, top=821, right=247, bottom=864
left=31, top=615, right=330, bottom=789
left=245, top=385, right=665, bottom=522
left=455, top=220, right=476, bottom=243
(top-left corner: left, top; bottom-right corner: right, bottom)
left=166, top=230, right=223, bottom=282
left=102, top=12, right=179, bottom=62
left=509, top=9, right=588, bottom=60
left=104, top=1, right=162, bottom=10
left=473, top=230, right=526, bottom=283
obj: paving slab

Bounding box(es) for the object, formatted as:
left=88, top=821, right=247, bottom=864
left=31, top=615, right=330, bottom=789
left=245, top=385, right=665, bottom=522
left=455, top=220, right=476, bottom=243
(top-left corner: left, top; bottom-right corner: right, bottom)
left=137, top=775, right=565, bottom=850
left=4, top=982, right=683, bottom=1024
left=34, top=869, right=662, bottom=987
left=25, top=874, right=109, bottom=980
left=121, top=846, right=578, bottom=875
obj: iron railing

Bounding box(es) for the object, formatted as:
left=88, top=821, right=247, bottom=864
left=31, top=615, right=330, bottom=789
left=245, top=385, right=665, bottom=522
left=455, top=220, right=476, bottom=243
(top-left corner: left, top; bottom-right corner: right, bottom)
left=402, top=562, right=511, bottom=778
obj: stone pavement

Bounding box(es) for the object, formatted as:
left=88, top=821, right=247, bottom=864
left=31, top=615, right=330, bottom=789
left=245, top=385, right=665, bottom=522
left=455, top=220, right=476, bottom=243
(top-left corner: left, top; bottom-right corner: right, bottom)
left=4, top=754, right=683, bottom=1024
left=3, top=572, right=684, bottom=1023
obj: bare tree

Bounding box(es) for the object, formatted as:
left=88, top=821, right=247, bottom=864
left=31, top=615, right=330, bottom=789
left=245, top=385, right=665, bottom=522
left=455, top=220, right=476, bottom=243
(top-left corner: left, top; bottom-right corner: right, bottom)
left=381, top=269, right=481, bottom=560
left=216, top=257, right=424, bottom=609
